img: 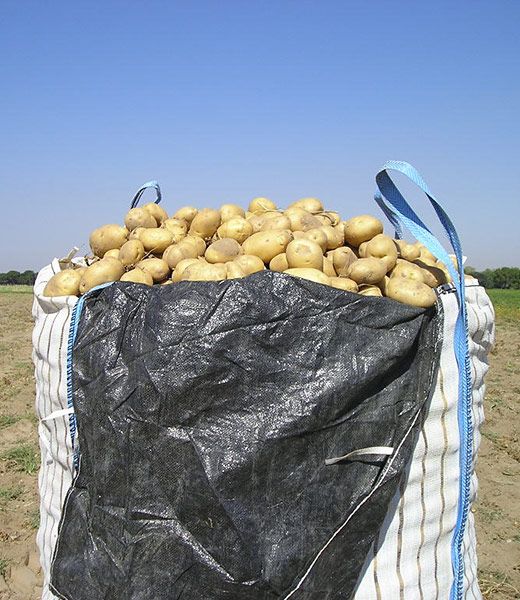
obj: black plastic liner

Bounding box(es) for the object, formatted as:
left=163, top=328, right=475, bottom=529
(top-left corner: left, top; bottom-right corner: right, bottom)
left=51, top=271, right=441, bottom=600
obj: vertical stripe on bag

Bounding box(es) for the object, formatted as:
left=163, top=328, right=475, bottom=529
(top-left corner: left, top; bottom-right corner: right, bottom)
left=416, top=428, right=428, bottom=600
left=396, top=474, right=407, bottom=600
left=372, top=528, right=383, bottom=600
left=434, top=367, right=449, bottom=600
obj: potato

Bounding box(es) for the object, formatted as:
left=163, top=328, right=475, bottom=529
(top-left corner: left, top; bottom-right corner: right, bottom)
left=390, top=260, right=424, bottom=283
left=124, top=207, right=157, bottom=230
left=104, top=249, right=121, bottom=259
left=303, top=228, right=328, bottom=252
left=260, top=214, right=292, bottom=231
left=328, top=277, right=358, bottom=292
left=129, top=227, right=145, bottom=241
left=119, top=240, right=145, bottom=267
left=418, top=245, right=437, bottom=263
left=217, top=217, right=253, bottom=244
left=226, top=262, right=246, bottom=279
left=346, top=258, right=387, bottom=285
left=136, top=258, right=170, bottom=283
left=79, top=257, right=125, bottom=294
left=414, top=259, right=449, bottom=287
left=139, top=228, right=175, bottom=254
left=315, top=211, right=341, bottom=227
left=205, top=238, right=242, bottom=263
left=395, top=239, right=420, bottom=261
left=321, top=225, right=344, bottom=251
left=386, top=278, right=437, bottom=308
left=328, top=247, right=357, bottom=276
left=242, top=230, right=292, bottom=263
left=358, top=241, right=368, bottom=257
left=269, top=253, right=289, bottom=272
left=248, top=197, right=277, bottom=214
left=89, top=224, right=128, bottom=258
left=181, top=262, right=227, bottom=281
left=43, top=269, right=82, bottom=297
left=286, top=239, right=324, bottom=270
left=120, top=268, right=153, bottom=286
left=322, top=256, right=337, bottom=277
left=284, top=208, right=322, bottom=232
left=234, top=254, right=265, bottom=275
left=363, top=234, right=398, bottom=271
left=220, top=203, right=245, bottom=222
left=246, top=213, right=268, bottom=233
left=162, top=218, right=188, bottom=235
left=343, top=215, right=383, bottom=247
left=172, top=258, right=200, bottom=282
left=161, top=280, right=173, bottom=285
left=377, top=276, right=390, bottom=295
left=284, top=268, right=330, bottom=286
left=173, top=206, right=198, bottom=224
left=288, top=197, right=323, bottom=213
left=143, top=202, right=169, bottom=225
left=358, top=285, right=383, bottom=297
left=189, top=208, right=221, bottom=239
left=163, top=244, right=193, bottom=269
left=181, top=235, right=206, bottom=256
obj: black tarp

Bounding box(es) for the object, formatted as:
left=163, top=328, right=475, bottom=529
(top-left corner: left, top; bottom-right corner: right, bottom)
left=51, top=271, right=441, bottom=600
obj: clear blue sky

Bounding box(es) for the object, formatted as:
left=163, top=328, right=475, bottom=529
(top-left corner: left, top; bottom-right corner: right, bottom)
left=1, top=0, right=519, bottom=271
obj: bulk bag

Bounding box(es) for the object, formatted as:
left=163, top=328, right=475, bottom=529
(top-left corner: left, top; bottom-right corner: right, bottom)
left=31, top=162, right=494, bottom=599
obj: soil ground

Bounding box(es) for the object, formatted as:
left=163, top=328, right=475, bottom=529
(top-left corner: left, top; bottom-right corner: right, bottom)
left=0, top=288, right=518, bottom=599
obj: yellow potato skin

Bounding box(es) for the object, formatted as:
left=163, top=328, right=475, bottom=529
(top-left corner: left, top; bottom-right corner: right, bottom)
left=248, top=197, right=277, bottom=214
left=124, top=207, right=157, bottom=231
left=205, top=238, right=242, bottom=263
left=79, top=258, right=125, bottom=295
left=364, top=234, right=398, bottom=271
left=269, top=253, right=289, bottom=272
left=143, top=202, right=169, bottom=225
left=43, top=270, right=82, bottom=297
left=121, top=268, right=153, bottom=286
left=189, top=209, right=221, bottom=239
left=136, top=258, right=170, bottom=283
left=119, top=240, right=145, bottom=267
left=328, top=277, right=358, bottom=292
left=172, top=258, right=200, bottom=282
left=220, top=203, right=245, bottom=222
left=234, top=255, right=265, bottom=275
left=288, top=197, right=324, bottom=213
left=284, top=268, right=330, bottom=286
left=242, top=230, right=292, bottom=264
left=139, top=228, right=175, bottom=254
left=286, top=239, right=324, bottom=270
left=343, top=215, right=383, bottom=247
left=89, top=224, right=128, bottom=258
left=346, top=258, right=387, bottom=285
left=386, top=278, right=437, bottom=308
left=173, top=206, right=198, bottom=224
left=217, top=217, right=253, bottom=244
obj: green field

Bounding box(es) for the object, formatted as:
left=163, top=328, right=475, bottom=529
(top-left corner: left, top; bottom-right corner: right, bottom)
left=486, top=288, right=520, bottom=325
left=0, top=285, right=33, bottom=294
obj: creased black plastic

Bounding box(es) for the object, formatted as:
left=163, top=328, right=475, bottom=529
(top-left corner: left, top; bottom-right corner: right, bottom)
left=51, top=271, right=441, bottom=600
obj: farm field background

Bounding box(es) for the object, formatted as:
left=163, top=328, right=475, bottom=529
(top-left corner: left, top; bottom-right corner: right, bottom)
left=0, top=286, right=518, bottom=599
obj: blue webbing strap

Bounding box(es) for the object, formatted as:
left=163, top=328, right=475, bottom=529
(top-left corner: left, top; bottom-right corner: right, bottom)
left=374, top=160, right=471, bottom=600
left=130, top=180, right=162, bottom=208
left=374, top=191, right=404, bottom=239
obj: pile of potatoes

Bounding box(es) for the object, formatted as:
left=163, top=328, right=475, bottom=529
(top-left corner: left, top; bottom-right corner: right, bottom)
left=43, top=197, right=453, bottom=308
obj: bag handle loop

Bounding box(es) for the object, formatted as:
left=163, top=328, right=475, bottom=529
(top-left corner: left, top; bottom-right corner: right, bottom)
left=130, top=180, right=162, bottom=208
left=374, top=160, right=470, bottom=600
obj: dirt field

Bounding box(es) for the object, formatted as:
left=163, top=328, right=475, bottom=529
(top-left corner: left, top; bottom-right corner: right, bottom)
left=0, top=288, right=518, bottom=599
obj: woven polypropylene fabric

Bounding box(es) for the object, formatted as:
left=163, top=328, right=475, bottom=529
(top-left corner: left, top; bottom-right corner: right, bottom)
left=352, top=282, right=495, bottom=599
left=33, top=261, right=77, bottom=600
left=33, top=264, right=494, bottom=600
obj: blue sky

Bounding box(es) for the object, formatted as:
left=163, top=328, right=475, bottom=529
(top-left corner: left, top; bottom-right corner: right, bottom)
left=1, top=0, right=519, bottom=271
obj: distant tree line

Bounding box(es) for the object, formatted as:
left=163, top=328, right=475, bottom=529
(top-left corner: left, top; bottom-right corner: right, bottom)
left=466, top=267, right=520, bottom=289
left=0, top=270, right=37, bottom=285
